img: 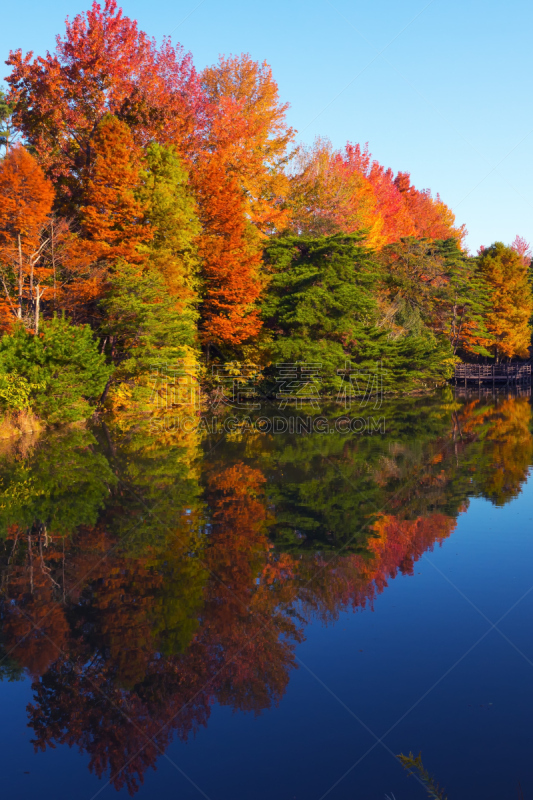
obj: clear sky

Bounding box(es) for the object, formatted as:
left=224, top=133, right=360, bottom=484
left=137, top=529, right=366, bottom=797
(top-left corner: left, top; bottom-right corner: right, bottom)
left=2, top=0, right=532, bottom=252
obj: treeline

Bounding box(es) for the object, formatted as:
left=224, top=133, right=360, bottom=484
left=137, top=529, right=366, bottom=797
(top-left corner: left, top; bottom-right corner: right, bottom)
left=0, top=0, right=531, bottom=423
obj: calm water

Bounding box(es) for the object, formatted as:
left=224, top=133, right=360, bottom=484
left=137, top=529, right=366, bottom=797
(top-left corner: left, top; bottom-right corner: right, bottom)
left=1, top=390, right=533, bottom=799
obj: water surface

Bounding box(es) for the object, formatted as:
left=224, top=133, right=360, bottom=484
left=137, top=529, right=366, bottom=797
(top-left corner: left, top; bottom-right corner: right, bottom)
left=1, top=391, right=532, bottom=799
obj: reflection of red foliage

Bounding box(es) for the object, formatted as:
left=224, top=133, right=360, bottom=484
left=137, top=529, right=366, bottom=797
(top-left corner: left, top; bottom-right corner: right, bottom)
left=2, top=527, right=69, bottom=677
left=0, top=472, right=458, bottom=795
left=1, top=465, right=302, bottom=794
left=296, top=513, right=457, bottom=622
left=203, top=463, right=302, bottom=712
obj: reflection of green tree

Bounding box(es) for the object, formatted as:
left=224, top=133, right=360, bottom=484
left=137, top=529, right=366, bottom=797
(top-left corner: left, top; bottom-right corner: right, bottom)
left=202, top=392, right=533, bottom=554
left=0, top=427, right=116, bottom=537
left=0, top=643, right=24, bottom=682
left=151, top=542, right=207, bottom=656
left=203, top=394, right=460, bottom=553
left=87, top=418, right=209, bottom=656
left=95, top=417, right=205, bottom=558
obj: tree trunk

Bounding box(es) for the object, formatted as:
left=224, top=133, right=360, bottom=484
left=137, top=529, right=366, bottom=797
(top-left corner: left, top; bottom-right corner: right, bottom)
left=17, top=234, right=23, bottom=319
left=51, top=219, right=56, bottom=310
left=35, top=285, right=43, bottom=333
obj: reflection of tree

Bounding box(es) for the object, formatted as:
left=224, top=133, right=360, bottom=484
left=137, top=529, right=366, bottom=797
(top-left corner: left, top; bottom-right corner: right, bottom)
left=17, top=462, right=302, bottom=794
left=210, top=395, right=462, bottom=553
left=293, top=513, right=457, bottom=624
left=0, top=427, right=116, bottom=536
left=202, top=462, right=302, bottom=714
left=454, top=397, right=533, bottom=505
left=25, top=526, right=211, bottom=794
left=0, top=394, right=531, bottom=793
left=1, top=526, right=69, bottom=677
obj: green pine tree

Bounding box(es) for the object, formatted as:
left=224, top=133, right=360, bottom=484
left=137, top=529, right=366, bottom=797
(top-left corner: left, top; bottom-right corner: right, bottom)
left=138, top=142, right=200, bottom=343
left=101, top=260, right=198, bottom=410
left=262, top=234, right=454, bottom=394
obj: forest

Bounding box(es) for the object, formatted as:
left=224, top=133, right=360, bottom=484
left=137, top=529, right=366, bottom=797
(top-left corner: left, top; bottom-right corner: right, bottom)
left=0, top=0, right=532, bottom=427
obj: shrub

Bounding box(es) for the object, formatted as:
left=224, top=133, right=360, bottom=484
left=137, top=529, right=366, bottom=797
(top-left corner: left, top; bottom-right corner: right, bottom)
left=0, top=316, right=111, bottom=423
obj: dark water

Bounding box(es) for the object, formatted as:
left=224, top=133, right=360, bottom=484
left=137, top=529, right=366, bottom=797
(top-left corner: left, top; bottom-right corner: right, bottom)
left=1, top=390, right=533, bottom=800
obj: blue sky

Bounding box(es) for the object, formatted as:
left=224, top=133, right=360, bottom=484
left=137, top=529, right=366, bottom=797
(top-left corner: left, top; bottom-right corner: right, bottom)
left=2, top=0, right=532, bottom=252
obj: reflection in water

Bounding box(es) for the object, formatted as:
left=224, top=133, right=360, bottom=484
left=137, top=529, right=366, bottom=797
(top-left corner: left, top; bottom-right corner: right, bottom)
left=0, top=394, right=531, bottom=794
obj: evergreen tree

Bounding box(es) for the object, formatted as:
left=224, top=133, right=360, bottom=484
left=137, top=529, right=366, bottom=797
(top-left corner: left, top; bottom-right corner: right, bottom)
left=137, top=143, right=200, bottom=344
left=431, top=238, right=493, bottom=358
left=0, top=90, right=17, bottom=156
left=100, top=260, right=198, bottom=410
left=263, top=234, right=454, bottom=393
left=377, top=237, right=493, bottom=358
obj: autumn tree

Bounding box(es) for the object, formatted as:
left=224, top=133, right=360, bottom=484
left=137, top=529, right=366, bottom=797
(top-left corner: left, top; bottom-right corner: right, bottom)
left=287, top=138, right=384, bottom=247
left=377, top=237, right=493, bottom=356
left=287, top=140, right=465, bottom=249
left=201, top=53, right=295, bottom=235
left=477, top=242, right=533, bottom=359
left=366, top=158, right=416, bottom=245
left=5, top=0, right=203, bottom=206
left=58, top=114, right=152, bottom=320
left=511, top=235, right=532, bottom=268
left=78, top=115, right=150, bottom=262
left=394, top=171, right=466, bottom=245
left=195, top=153, right=263, bottom=350
left=0, top=145, right=55, bottom=330
left=193, top=53, right=295, bottom=351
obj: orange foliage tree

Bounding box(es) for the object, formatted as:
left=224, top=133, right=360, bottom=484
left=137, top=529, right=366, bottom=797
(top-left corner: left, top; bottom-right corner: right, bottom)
left=59, top=114, right=153, bottom=318
left=195, top=152, right=263, bottom=349
left=288, top=138, right=384, bottom=247
left=77, top=115, right=151, bottom=263
left=288, top=139, right=465, bottom=249
left=0, top=145, right=55, bottom=330
left=195, top=53, right=296, bottom=349
left=202, top=54, right=295, bottom=235
left=394, top=171, right=466, bottom=244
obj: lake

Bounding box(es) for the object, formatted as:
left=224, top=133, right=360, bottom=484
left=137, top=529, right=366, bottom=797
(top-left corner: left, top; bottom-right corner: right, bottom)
left=1, top=389, right=532, bottom=799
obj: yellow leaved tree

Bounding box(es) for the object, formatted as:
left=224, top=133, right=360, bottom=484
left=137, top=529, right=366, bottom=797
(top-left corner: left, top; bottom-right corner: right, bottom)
left=477, top=242, right=533, bottom=359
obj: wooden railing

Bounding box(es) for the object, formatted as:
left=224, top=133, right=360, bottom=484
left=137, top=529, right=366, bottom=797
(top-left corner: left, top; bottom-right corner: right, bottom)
left=453, top=362, right=531, bottom=385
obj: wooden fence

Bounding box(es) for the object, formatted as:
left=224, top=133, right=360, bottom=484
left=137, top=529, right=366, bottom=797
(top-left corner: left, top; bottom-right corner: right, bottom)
left=453, top=362, right=532, bottom=386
